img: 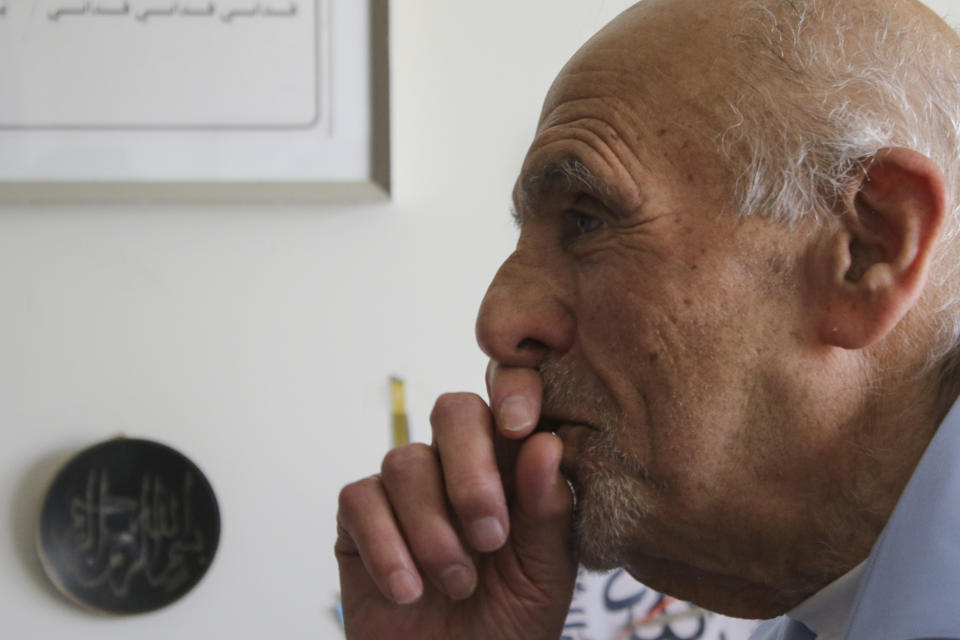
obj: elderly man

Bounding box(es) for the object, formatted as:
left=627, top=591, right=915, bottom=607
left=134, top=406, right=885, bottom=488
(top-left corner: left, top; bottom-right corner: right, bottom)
left=336, top=0, right=960, bottom=638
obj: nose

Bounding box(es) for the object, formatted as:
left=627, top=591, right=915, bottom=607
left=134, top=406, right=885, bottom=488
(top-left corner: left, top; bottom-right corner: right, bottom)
left=475, top=253, right=575, bottom=368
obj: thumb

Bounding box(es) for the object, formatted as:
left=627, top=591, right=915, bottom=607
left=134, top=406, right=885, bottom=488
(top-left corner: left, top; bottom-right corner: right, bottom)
left=507, top=432, right=577, bottom=596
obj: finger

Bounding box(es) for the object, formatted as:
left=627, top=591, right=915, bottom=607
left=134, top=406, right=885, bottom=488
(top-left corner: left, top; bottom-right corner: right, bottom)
left=510, top=433, right=576, bottom=590
left=336, top=475, right=424, bottom=605
left=485, top=361, right=543, bottom=439
left=431, top=392, right=510, bottom=552
left=380, top=443, right=478, bottom=600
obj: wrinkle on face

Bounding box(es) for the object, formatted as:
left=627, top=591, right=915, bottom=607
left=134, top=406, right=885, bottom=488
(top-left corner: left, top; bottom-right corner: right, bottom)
left=520, top=140, right=646, bottom=218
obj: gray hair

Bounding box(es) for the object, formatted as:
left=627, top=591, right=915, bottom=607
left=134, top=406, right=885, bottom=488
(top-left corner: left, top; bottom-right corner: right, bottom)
left=719, top=0, right=960, bottom=366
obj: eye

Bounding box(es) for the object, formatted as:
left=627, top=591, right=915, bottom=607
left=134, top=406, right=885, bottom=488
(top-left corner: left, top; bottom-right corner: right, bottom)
left=571, top=211, right=604, bottom=235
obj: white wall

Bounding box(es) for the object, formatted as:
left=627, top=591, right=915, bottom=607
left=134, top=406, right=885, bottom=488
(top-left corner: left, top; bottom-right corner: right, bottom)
left=0, top=1, right=637, bottom=637
left=932, top=0, right=960, bottom=23
left=1, top=0, right=957, bottom=638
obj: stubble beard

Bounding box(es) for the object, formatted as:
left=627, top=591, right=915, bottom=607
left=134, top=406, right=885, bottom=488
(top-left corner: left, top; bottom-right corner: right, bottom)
left=540, top=359, right=655, bottom=572
left=563, top=432, right=654, bottom=572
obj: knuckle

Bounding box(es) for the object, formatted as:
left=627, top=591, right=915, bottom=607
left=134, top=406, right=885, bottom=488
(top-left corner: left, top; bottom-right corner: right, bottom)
left=337, top=476, right=379, bottom=515
left=430, top=392, right=486, bottom=429
left=380, top=443, right=434, bottom=483
left=416, top=541, right=469, bottom=576
left=447, top=476, right=502, bottom=517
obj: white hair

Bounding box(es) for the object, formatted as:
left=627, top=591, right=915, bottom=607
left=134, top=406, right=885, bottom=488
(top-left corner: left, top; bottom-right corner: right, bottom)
left=719, top=0, right=960, bottom=368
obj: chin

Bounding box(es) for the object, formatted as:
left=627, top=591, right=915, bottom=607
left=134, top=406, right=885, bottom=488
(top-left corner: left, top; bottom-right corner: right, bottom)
left=573, top=524, right=788, bottom=618
left=567, top=469, right=807, bottom=620
left=565, top=463, right=650, bottom=571
left=620, top=555, right=808, bottom=620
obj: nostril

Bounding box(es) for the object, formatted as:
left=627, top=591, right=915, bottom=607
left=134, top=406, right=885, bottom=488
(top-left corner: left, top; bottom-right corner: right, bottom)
left=516, top=338, right=548, bottom=356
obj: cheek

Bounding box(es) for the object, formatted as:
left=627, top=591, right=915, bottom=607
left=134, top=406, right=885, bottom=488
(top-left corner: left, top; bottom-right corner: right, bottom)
left=575, top=269, right=761, bottom=487
left=575, top=285, right=689, bottom=460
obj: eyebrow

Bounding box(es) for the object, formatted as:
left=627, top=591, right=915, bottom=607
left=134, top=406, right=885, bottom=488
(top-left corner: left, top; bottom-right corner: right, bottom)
left=513, top=156, right=601, bottom=225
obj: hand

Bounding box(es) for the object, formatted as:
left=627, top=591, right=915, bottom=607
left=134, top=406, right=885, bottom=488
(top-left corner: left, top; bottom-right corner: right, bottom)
left=335, top=364, right=576, bottom=640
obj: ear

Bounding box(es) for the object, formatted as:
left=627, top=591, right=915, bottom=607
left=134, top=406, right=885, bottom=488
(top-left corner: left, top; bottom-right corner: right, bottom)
left=818, top=147, right=949, bottom=349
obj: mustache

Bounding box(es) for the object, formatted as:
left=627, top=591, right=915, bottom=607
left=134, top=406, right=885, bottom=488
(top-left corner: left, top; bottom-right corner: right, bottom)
left=537, top=358, right=621, bottom=428
left=538, top=358, right=658, bottom=490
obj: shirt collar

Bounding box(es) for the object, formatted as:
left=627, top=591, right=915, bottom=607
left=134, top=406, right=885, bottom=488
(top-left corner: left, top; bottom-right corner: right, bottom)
left=788, top=562, right=865, bottom=640
left=844, top=395, right=960, bottom=640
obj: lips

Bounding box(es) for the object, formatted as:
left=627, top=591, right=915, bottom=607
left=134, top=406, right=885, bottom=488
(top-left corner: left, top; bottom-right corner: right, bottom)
left=535, top=415, right=596, bottom=434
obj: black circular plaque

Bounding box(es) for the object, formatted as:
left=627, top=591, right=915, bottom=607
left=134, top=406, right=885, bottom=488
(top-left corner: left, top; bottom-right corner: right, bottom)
left=37, top=438, right=220, bottom=614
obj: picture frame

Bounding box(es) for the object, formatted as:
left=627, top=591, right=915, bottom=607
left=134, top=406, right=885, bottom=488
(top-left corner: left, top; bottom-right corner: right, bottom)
left=0, top=0, right=390, bottom=202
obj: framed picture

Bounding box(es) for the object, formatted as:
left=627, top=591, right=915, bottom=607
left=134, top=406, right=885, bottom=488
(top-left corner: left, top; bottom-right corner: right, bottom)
left=0, top=0, right=389, bottom=201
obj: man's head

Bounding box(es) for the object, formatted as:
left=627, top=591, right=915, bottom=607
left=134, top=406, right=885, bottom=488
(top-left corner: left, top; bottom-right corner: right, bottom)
left=476, top=0, right=960, bottom=618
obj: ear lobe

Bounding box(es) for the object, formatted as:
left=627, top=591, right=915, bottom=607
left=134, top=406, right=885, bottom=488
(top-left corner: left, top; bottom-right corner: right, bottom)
left=818, top=147, right=949, bottom=350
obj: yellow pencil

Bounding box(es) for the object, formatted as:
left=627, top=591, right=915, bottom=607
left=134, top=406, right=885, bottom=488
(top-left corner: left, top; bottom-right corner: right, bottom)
left=390, top=376, right=409, bottom=447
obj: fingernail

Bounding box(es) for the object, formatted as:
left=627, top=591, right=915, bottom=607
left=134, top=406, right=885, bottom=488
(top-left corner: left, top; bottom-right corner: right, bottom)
left=441, top=564, right=476, bottom=600
left=470, top=517, right=506, bottom=552
left=500, top=395, right=534, bottom=432
left=387, top=570, right=421, bottom=604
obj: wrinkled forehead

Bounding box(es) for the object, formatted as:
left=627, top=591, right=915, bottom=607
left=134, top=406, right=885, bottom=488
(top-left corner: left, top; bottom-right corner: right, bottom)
left=536, top=0, right=738, bottom=130
left=519, top=0, right=960, bottom=221
left=514, top=5, right=740, bottom=216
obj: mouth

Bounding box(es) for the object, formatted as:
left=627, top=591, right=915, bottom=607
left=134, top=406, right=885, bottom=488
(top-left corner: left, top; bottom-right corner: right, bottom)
left=535, top=415, right=596, bottom=434
left=535, top=416, right=563, bottom=434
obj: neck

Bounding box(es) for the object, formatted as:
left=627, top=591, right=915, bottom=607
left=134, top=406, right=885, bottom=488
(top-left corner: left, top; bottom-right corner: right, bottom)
left=793, top=354, right=945, bottom=604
